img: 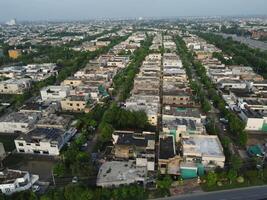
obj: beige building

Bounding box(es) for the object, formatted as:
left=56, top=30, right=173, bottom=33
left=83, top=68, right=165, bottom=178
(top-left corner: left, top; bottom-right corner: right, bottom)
left=0, top=78, right=31, bottom=94
left=8, top=49, right=22, bottom=59
left=60, top=95, right=90, bottom=112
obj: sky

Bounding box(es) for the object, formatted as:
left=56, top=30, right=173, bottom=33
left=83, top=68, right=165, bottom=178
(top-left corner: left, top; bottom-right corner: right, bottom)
left=0, top=0, right=267, bottom=22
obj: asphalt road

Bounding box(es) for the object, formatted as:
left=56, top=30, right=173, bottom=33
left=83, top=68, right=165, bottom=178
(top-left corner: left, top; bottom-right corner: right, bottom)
left=157, top=185, right=267, bottom=200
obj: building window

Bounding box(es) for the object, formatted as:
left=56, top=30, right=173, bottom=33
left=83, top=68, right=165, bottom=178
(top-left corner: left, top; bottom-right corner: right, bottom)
left=35, top=143, right=40, bottom=146
left=76, top=103, right=80, bottom=107
left=43, top=151, right=49, bottom=155
left=19, top=149, right=25, bottom=153
left=33, top=150, right=40, bottom=154
left=18, top=142, right=24, bottom=146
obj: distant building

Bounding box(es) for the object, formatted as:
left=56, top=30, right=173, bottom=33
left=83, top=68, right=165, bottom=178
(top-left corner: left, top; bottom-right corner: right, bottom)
left=8, top=49, right=22, bottom=59
left=0, top=169, right=39, bottom=195
left=5, top=19, right=16, bottom=26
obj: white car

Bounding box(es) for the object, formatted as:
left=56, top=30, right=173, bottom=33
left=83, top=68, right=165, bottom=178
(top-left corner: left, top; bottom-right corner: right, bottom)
left=32, top=185, right=40, bottom=192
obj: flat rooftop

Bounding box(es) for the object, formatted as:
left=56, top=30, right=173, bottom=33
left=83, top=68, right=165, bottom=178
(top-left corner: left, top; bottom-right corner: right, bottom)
left=159, top=135, right=176, bottom=160
left=97, top=160, right=147, bottom=186
left=163, top=106, right=201, bottom=118
left=183, top=135, right=224, bottom=158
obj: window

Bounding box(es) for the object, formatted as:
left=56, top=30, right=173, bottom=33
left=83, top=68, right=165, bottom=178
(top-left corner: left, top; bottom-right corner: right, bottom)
left=70, top=103, right=73, bottom=106
left=33, top=150, right=40, bottom=154
left=19, top=149, right=25, bottom=153
left=43, top=151, right=49, bottom=155
left=76, top=103, right=80, bottom=107
left=35, top=143, right=40, bottom=146
left=18, top=142, right=24, bottom=146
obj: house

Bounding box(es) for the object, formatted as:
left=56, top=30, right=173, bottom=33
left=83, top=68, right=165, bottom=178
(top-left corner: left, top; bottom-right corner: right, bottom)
left=8, top=49, right=22, bottom=59
left=182, top=135, right=225, bottom=169
left=36, top=114, right=72, bottom=130
left=61, top=95, right=91, bottom=112
left=0, top=78, right=31, bottom=94
left=162, top=118, right=205, bottom=142
left=15, top=127, right=77, bottom=155
left=96, top=160, right=147, bottom=188
left=112, top=131, right=156, bottom=171
left=0, top=169, right=39, bottom=195
left=239, top=108, right=267, bottom=131
left=0, top=112, right=39, bottom=133
left=125, top=95, right=160, bottom=126
left=40, top=86, right=70, bottom=102
left=158, top=135, right=181, bottom=175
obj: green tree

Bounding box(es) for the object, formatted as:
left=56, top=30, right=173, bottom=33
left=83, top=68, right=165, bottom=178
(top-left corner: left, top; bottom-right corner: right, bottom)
left=206, top=171, right=218, bottom=187
left=227, top=169, right=237, bottom=184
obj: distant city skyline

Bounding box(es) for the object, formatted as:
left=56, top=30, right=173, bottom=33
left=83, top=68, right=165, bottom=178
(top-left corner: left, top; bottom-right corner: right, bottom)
left=1, top=0, right=267, bottom=22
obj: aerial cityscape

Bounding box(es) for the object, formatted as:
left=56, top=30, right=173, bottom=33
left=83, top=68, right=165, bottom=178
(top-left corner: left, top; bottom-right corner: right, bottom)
left=0, top=0, right=267, bottom=200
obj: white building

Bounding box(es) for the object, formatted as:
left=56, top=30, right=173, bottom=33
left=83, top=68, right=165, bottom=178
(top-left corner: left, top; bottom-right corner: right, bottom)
left=182, top=135, right=225, bottom=169
left=0, top=169, right=39, bottom=195
left=15, top=127, right=76, bottom=156
left=0, top=112, right=39, bottom=133
left=40, top=86, right=70, bottom=102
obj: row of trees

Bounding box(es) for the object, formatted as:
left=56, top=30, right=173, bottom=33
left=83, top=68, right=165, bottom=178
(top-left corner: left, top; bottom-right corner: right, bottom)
left=112, top=35, right=153, bottom=101
left=174, top=35, right=247, bottom=147
left=197, top=32, right=267, bottom=79
left=174, top=36, right=211, bottom=113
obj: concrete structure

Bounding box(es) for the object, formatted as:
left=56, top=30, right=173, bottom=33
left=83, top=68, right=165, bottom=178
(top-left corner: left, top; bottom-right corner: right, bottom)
left=0, top=112, right=39, bottom=133
left=60, top=95, right=90, bottom=112
left=158, top=135, right=181, bottom=175
left=8, top=49, right=22, bottom=59
left=15, top=127, right=76, bottom=155
left=182, top=135, right=225, bottom=169
left=40, top=86, right=70, bottom=102
left=0, top=169, right=39, bottom=195
left=96, top=160, right=147, bottom=188
left=0, top=78, right=31, bottom=94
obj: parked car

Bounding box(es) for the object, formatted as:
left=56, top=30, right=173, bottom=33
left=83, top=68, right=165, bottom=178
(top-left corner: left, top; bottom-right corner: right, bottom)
left=72, top=176, right=78, bottom=183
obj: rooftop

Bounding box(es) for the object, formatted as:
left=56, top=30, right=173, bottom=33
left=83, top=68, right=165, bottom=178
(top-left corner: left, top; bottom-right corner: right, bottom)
left=159, top=135, right=176, bottom=160
left=183, top=135, right=224, bottom=158
left=97, top=160, right=147, bottom=186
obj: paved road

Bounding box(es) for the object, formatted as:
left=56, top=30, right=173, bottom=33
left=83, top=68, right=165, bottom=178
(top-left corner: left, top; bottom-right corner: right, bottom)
left=157, top=185, right=267, bottom=200
left=216, top=33, right=267, bottom=51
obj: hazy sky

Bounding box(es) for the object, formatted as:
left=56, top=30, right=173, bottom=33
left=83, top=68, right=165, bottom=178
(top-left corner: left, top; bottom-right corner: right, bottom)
left=1, top=0, right=267, bottom=21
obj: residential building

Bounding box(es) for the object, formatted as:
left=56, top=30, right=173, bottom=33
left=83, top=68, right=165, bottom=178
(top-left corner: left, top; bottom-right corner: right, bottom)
left=8, top=49, right=22, bottom=59
left=0, top=78, right=31, bottom=94
left=40, top=86, right=70, bottom=102
left=15, top=127, right=77, bottom=155
left=0, top=112, right=39, bottom=133
left=182, top=135, right=225, bottom=169
left=0, top=169, right=39, bottom=195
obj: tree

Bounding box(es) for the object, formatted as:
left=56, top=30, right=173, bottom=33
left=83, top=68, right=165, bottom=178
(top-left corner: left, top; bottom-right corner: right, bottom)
left=206, top=171, right=218, bottom=187
left=227, top=169, right=237, bottom=184
left=156, top=175, right=173, bottom=195
left=230, top=155, right=243, bottom=172
left=99, top=122, right=114, bottom=142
